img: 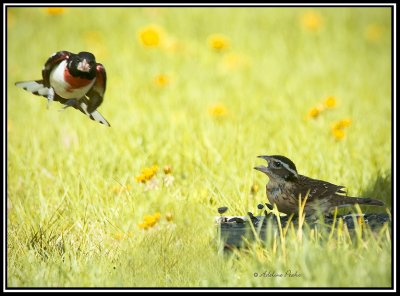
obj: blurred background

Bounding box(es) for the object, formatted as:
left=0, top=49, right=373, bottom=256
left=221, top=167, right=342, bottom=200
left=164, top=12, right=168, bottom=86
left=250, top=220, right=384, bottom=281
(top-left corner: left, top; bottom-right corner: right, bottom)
left=6, top=6, right=392, bottom=287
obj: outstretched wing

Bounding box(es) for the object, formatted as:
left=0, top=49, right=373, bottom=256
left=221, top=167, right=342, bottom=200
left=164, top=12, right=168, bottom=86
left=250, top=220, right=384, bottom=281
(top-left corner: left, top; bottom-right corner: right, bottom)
left=42, top=51, right=71, bottom=87
left=15, top=80, right=50, bottom=97
left=16, top=51, right=110, bottom=127
left=75, top=97, right=111, bottom=126
left=86, top=63, right=106, bottom=113
left=15, top=80, right=66, bottom=104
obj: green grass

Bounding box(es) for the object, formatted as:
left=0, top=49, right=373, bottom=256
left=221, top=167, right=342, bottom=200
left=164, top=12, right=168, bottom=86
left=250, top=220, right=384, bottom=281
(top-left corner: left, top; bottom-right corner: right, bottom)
left=7, top=7, right=392, bottom=288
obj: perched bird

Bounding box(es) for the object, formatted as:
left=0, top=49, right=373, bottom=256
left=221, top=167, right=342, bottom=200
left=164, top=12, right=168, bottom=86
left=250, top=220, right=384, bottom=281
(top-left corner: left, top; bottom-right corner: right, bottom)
left=15, top=51, right=110, bottom=126
left=254, top=155, right=384, bottom=216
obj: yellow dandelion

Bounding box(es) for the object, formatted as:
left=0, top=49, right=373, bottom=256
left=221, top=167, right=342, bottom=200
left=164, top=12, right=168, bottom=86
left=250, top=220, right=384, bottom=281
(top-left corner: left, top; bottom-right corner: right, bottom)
left=135, top=165, right=159, bottom=183
left=166, top=212, right=174, bottom=222
left=45, top=7, right=65, bottom=15
left=365, top=24, right=383, bottom=42
left=300, top=10, right=323, bottom=32
left=138, top=222, right=149, bottom=230
left=332, top=119, right=352, bottom=130
left=135, top=175, right=146, bottom=183
left=143, top=215, right=157, bottom=227
left=154, top=74, right=170, bottom=87
left=332, top=128, right=345, bottom=141
left=138, top=25, right=164, bottom=47
left=208, top=103, right=228, bottom=118
left=307, top=106, right=324, bottom=119
left=324, top=96, right=337, bottom=109
left=208, top=34, right=230, bottom=51
left=251, top=183, right=260, bottom=194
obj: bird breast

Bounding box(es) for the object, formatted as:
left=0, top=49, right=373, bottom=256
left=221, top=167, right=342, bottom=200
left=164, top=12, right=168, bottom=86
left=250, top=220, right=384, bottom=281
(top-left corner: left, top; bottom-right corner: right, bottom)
left=49, top=60, right=95, bottom=99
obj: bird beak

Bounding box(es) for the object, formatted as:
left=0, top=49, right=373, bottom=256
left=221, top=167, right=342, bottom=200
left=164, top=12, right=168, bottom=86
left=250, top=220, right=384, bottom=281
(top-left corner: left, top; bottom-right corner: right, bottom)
left=254, top=165, right=269, bottom=174
left=257, top=155, right=271, bottom=161
left=77, top=59, right=90, bottom=72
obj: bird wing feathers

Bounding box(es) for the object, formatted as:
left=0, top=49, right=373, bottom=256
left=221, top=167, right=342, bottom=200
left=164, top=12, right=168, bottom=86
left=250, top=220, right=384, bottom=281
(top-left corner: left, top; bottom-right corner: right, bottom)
left=42, top=51, right=71, bottom=87
left=15, top=51, right=110, bottom=126
left=294, top=175, right=347, bottom=201
left=85, top=63, right=106, bottom=114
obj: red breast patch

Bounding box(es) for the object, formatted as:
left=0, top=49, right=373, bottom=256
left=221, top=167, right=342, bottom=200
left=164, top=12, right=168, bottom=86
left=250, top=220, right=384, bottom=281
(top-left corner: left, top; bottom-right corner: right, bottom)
left=64, top=68, right=93, bottom=91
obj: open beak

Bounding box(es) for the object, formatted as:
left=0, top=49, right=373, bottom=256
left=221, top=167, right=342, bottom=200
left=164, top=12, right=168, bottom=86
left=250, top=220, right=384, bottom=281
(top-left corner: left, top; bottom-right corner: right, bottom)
left=255, top=155, right=271, bottom=174
left=254, top=165, right=269, bottom=174
left=77, top=59, right=90, bottom=72
left=257, top=155, right=271, bottom=161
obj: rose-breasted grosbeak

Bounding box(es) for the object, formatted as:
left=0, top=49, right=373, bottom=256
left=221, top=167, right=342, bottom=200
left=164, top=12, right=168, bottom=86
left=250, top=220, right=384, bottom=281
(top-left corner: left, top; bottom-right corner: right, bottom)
left=254, top=155, right=384, bottom=216
left=15, top=51, right=110, bottom=126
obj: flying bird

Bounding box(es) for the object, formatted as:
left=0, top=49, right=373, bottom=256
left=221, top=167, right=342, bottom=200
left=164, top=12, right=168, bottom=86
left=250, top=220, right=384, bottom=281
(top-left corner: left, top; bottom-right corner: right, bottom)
left=254, top=155, right=384, bottom=216
left=15, top=51, right=110, bottom=126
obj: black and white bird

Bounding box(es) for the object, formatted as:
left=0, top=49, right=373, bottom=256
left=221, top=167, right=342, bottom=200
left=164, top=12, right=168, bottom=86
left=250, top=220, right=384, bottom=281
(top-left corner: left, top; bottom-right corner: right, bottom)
left=15, top=51, right=110, bottom=126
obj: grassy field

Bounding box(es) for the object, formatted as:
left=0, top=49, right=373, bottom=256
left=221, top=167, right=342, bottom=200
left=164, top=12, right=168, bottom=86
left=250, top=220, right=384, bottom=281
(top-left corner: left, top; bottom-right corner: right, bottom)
left=6, top=7, right=392, bottom=288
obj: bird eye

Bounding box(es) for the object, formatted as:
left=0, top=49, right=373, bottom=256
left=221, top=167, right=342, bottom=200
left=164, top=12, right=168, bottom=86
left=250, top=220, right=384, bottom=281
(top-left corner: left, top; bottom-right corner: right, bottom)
left=274, top=161, right=281, bottom=167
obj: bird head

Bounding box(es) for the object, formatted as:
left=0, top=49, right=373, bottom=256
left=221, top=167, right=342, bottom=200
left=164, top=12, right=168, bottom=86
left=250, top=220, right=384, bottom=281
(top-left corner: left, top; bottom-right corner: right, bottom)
left=254, top=155, right=299, bottom=182
left=67, top=52, right=97, bottom=79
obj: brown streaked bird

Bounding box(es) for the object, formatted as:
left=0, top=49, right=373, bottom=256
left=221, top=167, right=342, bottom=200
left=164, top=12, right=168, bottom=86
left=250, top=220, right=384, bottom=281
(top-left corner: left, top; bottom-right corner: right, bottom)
left=254, top=155, right=384, bottom=216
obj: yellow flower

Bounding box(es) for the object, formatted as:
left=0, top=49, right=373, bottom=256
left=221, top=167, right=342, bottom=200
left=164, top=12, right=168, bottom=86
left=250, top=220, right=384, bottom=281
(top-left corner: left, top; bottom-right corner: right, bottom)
left=332, top=128, right=345, bottom=141
left=332, top=119, right=352, bottom=130
left=138, top=25, right=164, bottom=47
left=331, top=119, right=351, bottom=140
left=300, top=11, right=323, bottom=32
left=138, top=212, right=162, bottom=230
left=138, top=222, right=150, bottom=230
left=144, top=215, right=157, bottom=227
left=251, top=183, right=260, bottom=194
left=135, top=165, right=159, bottom=183
left=154, top=74, right=170, bottom=87
left=307, top=106, right=323, bottom=119
left=166, top=212, right=174, bottom=222
left=45, top=7, right=65, bottom=15
left=324, top=96, right=337, bottom=109
left=208, top=34, right=230, bottom=51
left=208, top=103, right=228, bottom=118
left=365, top=24, right=383, bottom=42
